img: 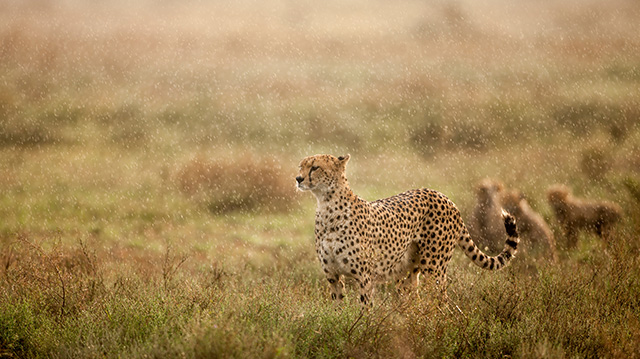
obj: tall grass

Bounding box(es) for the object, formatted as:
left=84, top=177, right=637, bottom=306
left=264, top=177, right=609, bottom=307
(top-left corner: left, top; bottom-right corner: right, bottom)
left=1, top=0, right=640, bottom=357
left=2, top=232, right=639, bottom=358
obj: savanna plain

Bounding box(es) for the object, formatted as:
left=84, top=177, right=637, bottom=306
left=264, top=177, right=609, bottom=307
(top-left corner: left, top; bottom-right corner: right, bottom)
left=1, top=0, right=640, bottom=357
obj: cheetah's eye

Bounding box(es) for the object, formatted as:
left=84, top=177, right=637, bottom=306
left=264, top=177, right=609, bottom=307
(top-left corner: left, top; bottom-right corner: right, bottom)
left=310, top=166, right=319, bottom=172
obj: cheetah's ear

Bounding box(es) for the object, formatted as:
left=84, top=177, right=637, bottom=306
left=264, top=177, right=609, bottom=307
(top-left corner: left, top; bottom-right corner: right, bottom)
left=337, top=154, right=350, bottom=165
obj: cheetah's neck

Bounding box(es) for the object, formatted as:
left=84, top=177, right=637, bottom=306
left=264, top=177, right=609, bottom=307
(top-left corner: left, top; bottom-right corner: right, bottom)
left=313, top=183, right=356, bottom=205
left=314, top=185, right=364, bottom=221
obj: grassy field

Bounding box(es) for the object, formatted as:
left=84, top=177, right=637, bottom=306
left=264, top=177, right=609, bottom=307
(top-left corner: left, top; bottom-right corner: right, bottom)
left=1, top=0, right=640, bottom=357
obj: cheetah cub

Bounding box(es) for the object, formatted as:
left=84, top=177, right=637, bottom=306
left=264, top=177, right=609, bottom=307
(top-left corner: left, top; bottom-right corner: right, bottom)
left=501, top=189, right=558, bottom=262
left=469, top=179, right=558, bottom=262
left=296, top=154, right=519, bottom=306
left=468, top=179, right=506, bottom=253
left=547, top=185, right=622, bottom=248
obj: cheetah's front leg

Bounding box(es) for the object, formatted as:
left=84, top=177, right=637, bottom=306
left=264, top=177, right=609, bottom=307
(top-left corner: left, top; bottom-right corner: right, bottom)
left=326, top=274, right=345, bottom=303
left=355, top=275, right=374, bottom=307
left=420, top=266, right=449, bottom=299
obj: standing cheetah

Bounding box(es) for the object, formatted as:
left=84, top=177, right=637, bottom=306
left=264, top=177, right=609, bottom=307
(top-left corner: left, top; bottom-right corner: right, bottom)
left=547, top=184, right=622, bottom=248
left=296, top=154, right=519, bottom=305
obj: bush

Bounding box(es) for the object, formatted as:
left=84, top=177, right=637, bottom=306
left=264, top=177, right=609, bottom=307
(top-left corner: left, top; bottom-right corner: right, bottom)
left=410, top=118, right=497, bottom=156
left=553, top=101, right=640, bottom=141
left=176, top=153, right=298, bottom=213
left=0, top=118, right=62, bottom=147
left=410, top=121, right=446, bottom=156
left=580, top=146, right=612, bottom=182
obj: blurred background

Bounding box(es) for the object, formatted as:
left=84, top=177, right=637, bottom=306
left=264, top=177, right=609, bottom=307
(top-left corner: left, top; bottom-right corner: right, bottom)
left=1, top=0, right=639, bottom=247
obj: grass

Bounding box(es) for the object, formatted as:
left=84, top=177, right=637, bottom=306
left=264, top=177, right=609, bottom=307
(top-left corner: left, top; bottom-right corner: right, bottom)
left=3, top=235, right=639, bottom=358
left=1, top=0, right=640, bottom=357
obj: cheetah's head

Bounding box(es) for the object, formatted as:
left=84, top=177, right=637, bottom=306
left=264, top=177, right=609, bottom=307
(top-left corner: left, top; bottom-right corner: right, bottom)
left=477, top=179, right=504, bottom=199
left=501, top=189, right=525, bottom=215
left=547, top=185, right=570, bottom=206
left=296, top=154, right=350, bottom=194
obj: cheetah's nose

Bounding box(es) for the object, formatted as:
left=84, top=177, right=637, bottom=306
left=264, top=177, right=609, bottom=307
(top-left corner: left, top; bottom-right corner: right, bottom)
left=296, top=176, right=304, bottom=184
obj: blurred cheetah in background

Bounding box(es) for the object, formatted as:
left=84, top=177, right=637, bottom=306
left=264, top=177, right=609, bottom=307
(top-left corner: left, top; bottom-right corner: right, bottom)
left=470, top=179, right=557, bottom=261
left=296, top=154, right=519, bottom=306
left=468, top=179, right=506, bottom=253
left=501, top=189, right=558, bottom=262
left=547, top=185, right=622, bottom=248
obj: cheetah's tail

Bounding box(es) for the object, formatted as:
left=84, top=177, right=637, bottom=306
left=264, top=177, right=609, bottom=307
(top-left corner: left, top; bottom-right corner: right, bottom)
left=458, top=209, right=519, bottom=270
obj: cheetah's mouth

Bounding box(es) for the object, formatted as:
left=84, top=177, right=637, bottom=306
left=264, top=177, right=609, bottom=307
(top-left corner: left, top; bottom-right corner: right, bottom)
left=296, top=181, right=311, bottom=191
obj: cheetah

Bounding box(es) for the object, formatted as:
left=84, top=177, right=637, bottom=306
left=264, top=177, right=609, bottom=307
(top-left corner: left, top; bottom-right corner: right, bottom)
left=500, top=189, right=558, bottom=262
left=469, top=179, right=557, bottom=261
left=547, top=185, right=622, bottom=248
left=468, top=179, right=506, bottom=253
left=296, top=154, right=519, bottom=305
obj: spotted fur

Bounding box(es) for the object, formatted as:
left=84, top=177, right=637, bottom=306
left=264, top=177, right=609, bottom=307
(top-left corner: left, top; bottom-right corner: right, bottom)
left=296, top=154, right=519, bottom=305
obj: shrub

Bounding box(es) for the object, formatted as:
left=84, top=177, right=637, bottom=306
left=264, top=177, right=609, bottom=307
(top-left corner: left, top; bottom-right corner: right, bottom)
left=410, top=118, right=497, bottom=156
left=580, top=146, right=612, bottom=181
left=553, top=101, right=640, bottom=141
left=410, top=121, right=446, bottom=156
left=0, top=118, right=62, bottom=147
left=176, top=153, right=298, bottom=213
